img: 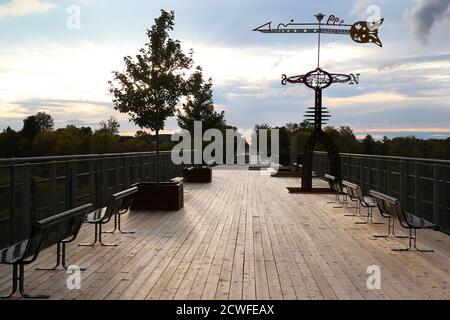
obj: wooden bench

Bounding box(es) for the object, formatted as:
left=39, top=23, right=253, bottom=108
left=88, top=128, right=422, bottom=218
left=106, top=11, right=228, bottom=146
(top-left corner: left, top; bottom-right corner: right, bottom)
left=0, top=203, right=94, bottom=299
left=342, top=181, right=384, bottom=225
left=79, top=187, right=138, bottom=247
left=370, top=190, right=440, bottom=252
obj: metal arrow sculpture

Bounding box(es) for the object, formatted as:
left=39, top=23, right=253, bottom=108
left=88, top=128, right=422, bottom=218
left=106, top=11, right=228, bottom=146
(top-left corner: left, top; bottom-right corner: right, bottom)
left=253, top=13, right=384, bottom=47
left=253, top=13, right=383, bottom=192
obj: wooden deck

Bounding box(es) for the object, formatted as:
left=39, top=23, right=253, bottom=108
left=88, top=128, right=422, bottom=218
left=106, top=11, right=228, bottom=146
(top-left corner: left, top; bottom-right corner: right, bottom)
left=1, top=169, right=449, bottom=300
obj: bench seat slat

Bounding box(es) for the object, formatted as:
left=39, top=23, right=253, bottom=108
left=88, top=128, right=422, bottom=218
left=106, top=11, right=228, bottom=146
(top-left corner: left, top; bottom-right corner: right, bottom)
left=0, top=240, right=29, bottom=264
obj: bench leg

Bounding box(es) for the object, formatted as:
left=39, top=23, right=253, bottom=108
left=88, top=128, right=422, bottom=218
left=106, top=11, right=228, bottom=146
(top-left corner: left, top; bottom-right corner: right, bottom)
left=327, top=193, right=339, bottom=204
left=412, top=229, right=434, bottom=253
left=60, top=242, right=87, bottom=270
left=38, top=243, right=87, bottom=271
left=79, top=223, right=99, bottom=246
left=334, top=193, right=347, bottom=209
left=392, top=229, right=434, bottom=252
left=374, top=219, right=408, bottom=239
left=103, top=213, right=135, bottom=235
left=373, top=218, right=393, bottom=238
left=36, top=243, right=62, bottom=271
left=0, top=264, right=18, bottom=299
left=98, top=224, right=118, bottom=247
left=18, top=265, right=50, bottom=299
left=392, top=223, right=409, bottom=239
left=329, top=193, right=345, bottom=209
left=345, top=200, right=359, bottom=217
left=102, top=213, right=119, bottom=234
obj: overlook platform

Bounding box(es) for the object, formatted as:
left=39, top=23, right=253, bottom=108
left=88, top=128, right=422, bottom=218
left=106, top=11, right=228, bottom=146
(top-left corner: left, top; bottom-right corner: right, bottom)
left=1, top=168, right=449, bottom=300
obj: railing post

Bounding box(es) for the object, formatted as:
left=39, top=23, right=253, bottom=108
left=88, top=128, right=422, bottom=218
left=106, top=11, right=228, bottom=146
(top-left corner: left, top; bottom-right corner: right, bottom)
left=115, top=157, right=121, bottom=192
left=359, top=157, right=363, bottom=186
left=376, top=159, right=382, bottom=191
left=124, top=157, right=129, bottom=188
left=50, top=162, right=57, bottom=215
left=71, top=160, right=78, bottom=208
left=141, top=155, right=145, bottom=182
left=445, top=166, right=449, bottom=231
left=433, top=165, right=440, bottom=225
left=386, top=160, right=391, bottom=195
left=21, top=164, right=31, bottom=239
left=9, top=165, right=16, bottom=244
left=89, top=160, right=95, bottom=206
left=414, top=163, right=419, bottom=215
left=400, top=161, right=407, bottom=205
left=100, top=158, right=107, bottom=207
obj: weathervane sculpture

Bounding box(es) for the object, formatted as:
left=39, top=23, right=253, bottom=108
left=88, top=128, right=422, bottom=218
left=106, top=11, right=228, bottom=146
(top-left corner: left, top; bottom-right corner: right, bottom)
left=254, top=13, right=384, bottom=192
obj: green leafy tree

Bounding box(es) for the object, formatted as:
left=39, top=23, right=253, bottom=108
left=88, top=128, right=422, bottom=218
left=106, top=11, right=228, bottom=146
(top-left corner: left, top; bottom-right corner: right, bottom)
left=177, top=66, right=225, bottom=135
left=35, top=112, right=54, bottom=132
left=109, top=10, right=193, bottom=182
left=96, top=116, right=120, bottom=135
left=21, top=116, right=40, bottom=141
left=0, top=127, right=21, bottom=157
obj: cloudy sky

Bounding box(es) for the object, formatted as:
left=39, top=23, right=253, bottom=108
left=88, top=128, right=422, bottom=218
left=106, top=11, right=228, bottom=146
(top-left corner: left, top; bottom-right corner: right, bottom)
left=0, top=0, right=450, bottom=139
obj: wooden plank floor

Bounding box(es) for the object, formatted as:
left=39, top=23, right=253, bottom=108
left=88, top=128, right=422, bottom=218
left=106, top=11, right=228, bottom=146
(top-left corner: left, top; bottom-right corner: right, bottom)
left=1, top=169, right=449, bottom=300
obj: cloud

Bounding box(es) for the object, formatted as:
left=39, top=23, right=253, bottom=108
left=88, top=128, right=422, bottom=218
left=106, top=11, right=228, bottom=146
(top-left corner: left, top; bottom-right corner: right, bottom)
left=0, top=0, right=56, bottom=17
left=351, top=0, right=373, bottom=18
left=408, top=0, right=450, bottom=43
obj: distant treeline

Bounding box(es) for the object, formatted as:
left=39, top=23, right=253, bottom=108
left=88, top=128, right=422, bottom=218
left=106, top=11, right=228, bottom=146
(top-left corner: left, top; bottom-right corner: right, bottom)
left=0, top=113, right=176, bottom=158
left=1, top=113, right=450, bottom=160
left=260, top=121, right=450, bottom=161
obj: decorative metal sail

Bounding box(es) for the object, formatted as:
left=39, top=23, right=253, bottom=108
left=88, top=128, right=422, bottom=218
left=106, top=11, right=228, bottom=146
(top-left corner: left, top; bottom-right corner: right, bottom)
left=253, top=13, right=383, bottom=192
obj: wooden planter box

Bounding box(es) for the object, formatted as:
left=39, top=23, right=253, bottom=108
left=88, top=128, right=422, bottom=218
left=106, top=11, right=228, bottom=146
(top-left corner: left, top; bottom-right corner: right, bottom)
left=184, top=167, right=212, bottom=183
left=130, top=181, right=184, bottom=211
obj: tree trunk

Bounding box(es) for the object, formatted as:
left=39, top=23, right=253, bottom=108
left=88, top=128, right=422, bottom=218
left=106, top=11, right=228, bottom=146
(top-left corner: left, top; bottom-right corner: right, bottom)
left=155, top=130, right=160, bottom=185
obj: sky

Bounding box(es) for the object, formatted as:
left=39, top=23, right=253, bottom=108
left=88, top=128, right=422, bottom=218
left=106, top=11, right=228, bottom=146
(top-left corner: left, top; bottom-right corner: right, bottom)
left=0, top=0, right=450, bottom=139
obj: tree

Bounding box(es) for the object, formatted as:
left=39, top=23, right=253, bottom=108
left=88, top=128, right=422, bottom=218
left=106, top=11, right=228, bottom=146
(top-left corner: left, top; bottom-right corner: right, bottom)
left=21, top=116, right=40, bottom=141
left=362, top=134, right=376, bottom=155
left=0, top=127, right=21, bottom=157
left=21, top=112, right=54, bottom=142
left=109, top=10, right=193, bottom=183
left=177, top=66, right=225, bottom=135
left=97, top=116, right=120, bottom=135
left=35, top=112, right=54, bottom=132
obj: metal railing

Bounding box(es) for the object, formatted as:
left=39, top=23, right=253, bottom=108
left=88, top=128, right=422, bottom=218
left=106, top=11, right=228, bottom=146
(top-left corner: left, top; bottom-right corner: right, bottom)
left=0, top=151, right=183, bottom=249
left=313, top=151, right=450, bottom=234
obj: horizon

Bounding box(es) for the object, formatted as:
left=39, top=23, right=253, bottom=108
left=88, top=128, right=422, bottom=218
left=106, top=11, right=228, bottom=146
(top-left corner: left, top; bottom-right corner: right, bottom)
left=1, top=0, right=450, bottom=140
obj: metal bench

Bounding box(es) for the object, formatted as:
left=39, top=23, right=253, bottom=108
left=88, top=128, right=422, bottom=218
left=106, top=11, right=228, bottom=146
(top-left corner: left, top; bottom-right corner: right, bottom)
left=369, top=190, right=409, bottom=240
left=0, top=203, right=94, bottom=299
left=103, top=187, right=140, bottom=235
left=370, top=190, right=440, bottom=252
left=342, top=181, right=384, bottom=225
left=79, top=187, right=138, bottom=247
left=324, top=174, right=347, bottom=208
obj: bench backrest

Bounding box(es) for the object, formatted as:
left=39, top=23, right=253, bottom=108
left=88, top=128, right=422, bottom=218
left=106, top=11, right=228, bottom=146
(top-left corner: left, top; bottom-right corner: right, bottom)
left=324, top=174, right=345, bottom=193
left=102, top=187, right=139, bottom=222
left=343, top=181, right=370, bottom=204
left=342, top=181, right=359, bottom=201
left=22, top=204, right=94, bottom=263
left=324, top=174, right=337, bottom=192
left=370, top=190, right=399, bottom=220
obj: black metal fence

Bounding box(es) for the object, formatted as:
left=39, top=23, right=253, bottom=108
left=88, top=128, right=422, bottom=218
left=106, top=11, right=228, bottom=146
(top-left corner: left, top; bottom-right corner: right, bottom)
left=0, top=152, right=182, bottom=249
left=313, top=151, right=450, bottom=234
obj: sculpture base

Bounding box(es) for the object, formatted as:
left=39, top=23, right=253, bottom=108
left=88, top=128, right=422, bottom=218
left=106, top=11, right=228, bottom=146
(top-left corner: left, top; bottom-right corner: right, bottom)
left=287, top=187, right=335, bottom=194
